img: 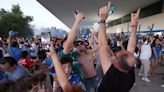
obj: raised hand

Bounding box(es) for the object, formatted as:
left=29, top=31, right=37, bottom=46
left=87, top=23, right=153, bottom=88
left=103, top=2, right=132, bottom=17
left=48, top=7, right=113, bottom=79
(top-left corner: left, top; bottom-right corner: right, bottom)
left=8, top=30, right=13, bottom=37
left=98, top=1, right=111, bottom=20
left=74, top=10, right=85, bottom=22
left=131, top=9, right=140, bottom=28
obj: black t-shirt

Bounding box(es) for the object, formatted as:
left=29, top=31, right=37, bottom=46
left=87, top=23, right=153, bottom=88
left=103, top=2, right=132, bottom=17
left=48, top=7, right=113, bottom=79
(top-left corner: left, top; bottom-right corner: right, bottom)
left=98, top=64, right=135, bottom=92
left=0, top=49, right=3, bottom=59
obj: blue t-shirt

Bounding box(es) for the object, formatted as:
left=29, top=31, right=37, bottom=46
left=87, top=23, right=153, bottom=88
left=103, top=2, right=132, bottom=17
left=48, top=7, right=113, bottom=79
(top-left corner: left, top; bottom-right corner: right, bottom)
left=59, top=73, right=84, bottom=92
left=0, top=71, right=4, bottom=81
left=23, top=48, right=35, bottom=59
left=43, top=58, right=56, bottom=75
left=8, top=45, right=22, bottom=61
left=68, top=73, right=82, bottom=85
left=57, top=50, right=82, bottom=79
left=0, top=49, right=3, bottom=59
left=56, top=45, right=63, bottom=53
left=152, top=45, right=162, bottom=57
left=4, top=65, right=28, bottom=81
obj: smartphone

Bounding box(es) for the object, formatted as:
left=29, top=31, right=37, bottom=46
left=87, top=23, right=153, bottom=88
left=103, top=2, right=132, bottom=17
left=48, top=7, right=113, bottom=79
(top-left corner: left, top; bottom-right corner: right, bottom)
left=41, top=32, right=51, bottom=50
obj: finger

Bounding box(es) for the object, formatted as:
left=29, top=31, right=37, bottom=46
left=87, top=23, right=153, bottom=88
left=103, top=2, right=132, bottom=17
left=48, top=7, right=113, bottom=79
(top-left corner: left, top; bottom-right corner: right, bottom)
left=104, top=7, right=108, bottom=12
left=136, top=9, right=140, bottom=17
left=74, top=10, right=78, bottom=15
left=107, top=1, right=111, bottom=10
left=131, top=13, right=133, bottom=18
left=76, top=10, right=79, bottom=13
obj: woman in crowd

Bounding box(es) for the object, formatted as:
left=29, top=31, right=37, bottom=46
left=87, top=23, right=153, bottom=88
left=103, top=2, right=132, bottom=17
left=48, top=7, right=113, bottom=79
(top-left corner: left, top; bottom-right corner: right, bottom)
left=150, top=38, right=162, bottom=77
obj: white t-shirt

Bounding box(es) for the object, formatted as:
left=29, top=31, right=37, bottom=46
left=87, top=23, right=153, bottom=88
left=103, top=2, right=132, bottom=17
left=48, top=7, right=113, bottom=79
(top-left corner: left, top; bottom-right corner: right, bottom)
left=140, top=42, right=152, bottom=60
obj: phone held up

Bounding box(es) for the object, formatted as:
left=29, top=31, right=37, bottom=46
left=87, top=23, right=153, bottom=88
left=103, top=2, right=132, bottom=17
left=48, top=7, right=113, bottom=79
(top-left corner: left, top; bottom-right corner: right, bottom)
left=41, top=32, right=51, bottom=50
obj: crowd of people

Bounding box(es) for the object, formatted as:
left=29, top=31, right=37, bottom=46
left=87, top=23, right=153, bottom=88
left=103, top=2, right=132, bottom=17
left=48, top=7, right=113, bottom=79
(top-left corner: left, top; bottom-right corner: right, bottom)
left=0, top=1, right=164, bottom=92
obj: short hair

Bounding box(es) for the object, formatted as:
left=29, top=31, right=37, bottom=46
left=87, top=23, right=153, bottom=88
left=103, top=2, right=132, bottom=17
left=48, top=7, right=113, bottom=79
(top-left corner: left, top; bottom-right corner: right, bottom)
left=0, top=80, right=16, bottom=92
left=60, top=55, right=73, bottom=65
left=117, top=51, right=133, bottom=71
left=74, top=40, right=83, bottom=47
left=122, top=40, right=128, bottom=50
left=21, top=51, right=28, bottom=58
left=15, top=75, right=39, bottom=92
left=11, top=41, right=18, bottom=47
left=0, top=57, right=17, bottom=66
left=33, top=72, right=47, bottom=82
left=61, top=36, right=67, bottom=45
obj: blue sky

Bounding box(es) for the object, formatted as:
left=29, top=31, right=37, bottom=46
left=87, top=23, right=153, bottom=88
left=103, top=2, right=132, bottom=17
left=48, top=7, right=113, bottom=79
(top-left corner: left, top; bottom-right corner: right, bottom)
left=0, top=0, right=70, bottom=31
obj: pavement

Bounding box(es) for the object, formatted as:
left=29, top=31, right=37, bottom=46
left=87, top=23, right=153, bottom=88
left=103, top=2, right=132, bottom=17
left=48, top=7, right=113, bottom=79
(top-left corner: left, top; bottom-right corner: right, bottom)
left=132, top=65, right=164, bottom=92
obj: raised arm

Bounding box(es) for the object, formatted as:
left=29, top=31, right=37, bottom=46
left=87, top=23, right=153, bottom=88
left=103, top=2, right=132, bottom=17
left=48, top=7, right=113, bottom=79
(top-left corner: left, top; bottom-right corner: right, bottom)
left=98, top=2, right=112, bottom=74
left=127, top=9, right=140, bottom=54
left=7, top=31, right=14, bottom=46
left=63, top=11, right=85, bottom=54
left=50, top=42, right=72, bottom=91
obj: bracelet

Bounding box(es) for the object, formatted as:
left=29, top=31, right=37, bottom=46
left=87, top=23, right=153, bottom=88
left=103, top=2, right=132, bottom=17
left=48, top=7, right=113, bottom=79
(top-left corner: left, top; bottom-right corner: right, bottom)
left=98, top=20, right=106, bottom=24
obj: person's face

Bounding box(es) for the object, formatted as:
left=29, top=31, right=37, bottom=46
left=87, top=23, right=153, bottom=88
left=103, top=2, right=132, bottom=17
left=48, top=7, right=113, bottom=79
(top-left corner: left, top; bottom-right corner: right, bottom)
left=0, top=63, right=15, bottom=72
left=76, top=42, right=85, bottom=52
left=62, top=63, right=72, bottom=77
left=46, top=52, right=51, bottom=58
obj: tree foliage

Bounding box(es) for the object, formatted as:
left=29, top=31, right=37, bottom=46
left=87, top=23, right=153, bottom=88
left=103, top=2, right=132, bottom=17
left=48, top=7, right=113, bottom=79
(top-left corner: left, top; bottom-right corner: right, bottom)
left=0, top=4, right=34, bottom=38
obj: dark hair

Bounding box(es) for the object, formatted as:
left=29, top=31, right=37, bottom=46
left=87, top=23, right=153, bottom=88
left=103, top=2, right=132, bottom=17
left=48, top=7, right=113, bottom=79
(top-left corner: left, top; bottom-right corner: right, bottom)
left=33, top=72, right=47, bottom=82
left=61, top=36, right=67, bottom=45
left=74, top=40, right=83, bottom=47
left=0, top=57, right=17, bottom=66
left=117, top=51, right=133, bottom=72
left=15, top=75, right=39, bottom=92
left=107, top=39, right=111, bottom=45
left=122, top=40, right=128, bottom=50
left=60, top=55, right=73, bottom=65
left=0, top=80, right=16, bottom=92
left=143, top=37, right=148, bottom=43
left=21, top=51, right=28, bottom=58
left=152, top=38, right=162, bottom=49
left=11, top=41, right=18, bottom=47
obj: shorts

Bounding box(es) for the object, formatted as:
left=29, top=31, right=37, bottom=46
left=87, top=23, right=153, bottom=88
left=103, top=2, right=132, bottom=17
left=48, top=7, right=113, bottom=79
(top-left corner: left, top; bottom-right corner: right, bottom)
left=84, top=75, right=101, bottom=92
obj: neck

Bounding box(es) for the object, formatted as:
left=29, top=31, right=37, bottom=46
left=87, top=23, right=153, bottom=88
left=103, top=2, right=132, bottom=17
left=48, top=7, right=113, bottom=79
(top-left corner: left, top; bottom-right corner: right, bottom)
left=113, top=61, right=128, bottom=73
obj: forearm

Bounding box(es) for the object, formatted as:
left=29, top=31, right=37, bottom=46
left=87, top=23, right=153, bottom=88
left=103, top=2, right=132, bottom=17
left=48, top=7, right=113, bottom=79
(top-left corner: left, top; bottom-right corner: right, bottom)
left=51, top=52, right=71, bottom=89
left=98, top=23, right=112, bottom=74
left=98, top=23, right=108, bottom=47
left=88, top=46, right=99, bottom=54
left=127, top=27, right=137, bottom=53
left=63, top=20, right=80, bottom=54
left=7, top=36, right=12, bottom=45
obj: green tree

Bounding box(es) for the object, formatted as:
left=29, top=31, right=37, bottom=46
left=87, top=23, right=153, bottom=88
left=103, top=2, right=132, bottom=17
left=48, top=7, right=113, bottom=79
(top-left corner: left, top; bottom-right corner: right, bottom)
left=0, top=4, right=34, bottom=38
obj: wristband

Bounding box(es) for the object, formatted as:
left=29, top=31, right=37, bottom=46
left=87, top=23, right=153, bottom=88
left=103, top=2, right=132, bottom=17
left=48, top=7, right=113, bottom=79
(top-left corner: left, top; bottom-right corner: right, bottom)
left=98, top=20, right=106, bottom=24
